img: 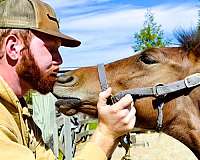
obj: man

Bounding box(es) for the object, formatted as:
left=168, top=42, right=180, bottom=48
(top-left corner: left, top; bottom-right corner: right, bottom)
left=0, top=0, right=136, bottom=159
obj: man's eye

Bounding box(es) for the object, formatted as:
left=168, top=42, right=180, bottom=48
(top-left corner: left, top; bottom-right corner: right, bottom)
left=49, top=48, right=58, bottom=54
left=139, top=54, right=158, bottom=64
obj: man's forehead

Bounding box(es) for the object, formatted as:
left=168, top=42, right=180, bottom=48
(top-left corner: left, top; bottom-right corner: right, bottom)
left=32, top=30, right=61, bottom=46
left=46, top=39, right=61, bottom=47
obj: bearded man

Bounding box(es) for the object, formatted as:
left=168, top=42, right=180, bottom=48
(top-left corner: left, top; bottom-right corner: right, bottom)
left=0, top=0, right=136, bottom=159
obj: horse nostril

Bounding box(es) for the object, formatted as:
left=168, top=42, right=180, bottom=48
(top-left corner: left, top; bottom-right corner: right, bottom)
left=57, top=75, right=74, bottom=83
left=66, top=76, right=74, bottom=83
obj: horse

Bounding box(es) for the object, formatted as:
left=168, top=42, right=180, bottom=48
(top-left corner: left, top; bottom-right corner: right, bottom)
left=53, top=30, right=200, bottom=158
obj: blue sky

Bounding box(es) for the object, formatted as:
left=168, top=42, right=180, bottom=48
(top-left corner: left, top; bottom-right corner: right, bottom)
left=44, top=0, right=199, bottom=68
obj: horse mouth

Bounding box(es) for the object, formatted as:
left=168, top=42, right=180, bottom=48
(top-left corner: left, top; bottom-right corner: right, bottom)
left=54, top=95, right=98, bottom=116
left=55, top=97, right=82, bottom=116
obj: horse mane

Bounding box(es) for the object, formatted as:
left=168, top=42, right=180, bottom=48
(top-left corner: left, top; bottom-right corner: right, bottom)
left=175, top=28, right=200, bottom=52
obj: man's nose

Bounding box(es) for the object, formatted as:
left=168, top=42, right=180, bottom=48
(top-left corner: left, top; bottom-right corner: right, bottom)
left=53, top=52, right=63, bottom=65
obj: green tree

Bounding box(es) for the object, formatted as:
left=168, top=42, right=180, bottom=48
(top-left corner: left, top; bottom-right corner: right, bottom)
left=133, top=9, right=170, bottom=52
left=24, top=90, right=33, bottom=104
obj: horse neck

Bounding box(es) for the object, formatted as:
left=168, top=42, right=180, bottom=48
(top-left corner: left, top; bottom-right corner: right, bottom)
left=188, top=87, right=200, bottom=110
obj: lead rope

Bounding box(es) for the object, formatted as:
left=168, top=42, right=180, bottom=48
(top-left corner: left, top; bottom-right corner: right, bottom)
left=154, top=95, right=166, bottom=131
left=97, top=64, right=132, bottom=160
left=120, top=133, right=132, bottom=160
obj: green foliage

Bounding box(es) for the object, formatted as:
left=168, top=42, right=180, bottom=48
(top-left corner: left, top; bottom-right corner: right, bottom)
left=133, top=9, right=170, bottom=52
left=24, top=90, right=33, bottom=104
left=88, top=122, right=97, bottom=130
left=58, top=150, right=64, bottom=160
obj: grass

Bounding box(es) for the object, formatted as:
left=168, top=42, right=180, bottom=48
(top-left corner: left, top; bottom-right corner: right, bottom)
left=88, top=122, right=97, bottom=130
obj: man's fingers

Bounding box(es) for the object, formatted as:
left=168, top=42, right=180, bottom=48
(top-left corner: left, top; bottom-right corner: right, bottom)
left=97, top=87, right=112, bottom=107
left=112, top=94, right=133, bottom=110
left=122, top=107, right=136, bottom=126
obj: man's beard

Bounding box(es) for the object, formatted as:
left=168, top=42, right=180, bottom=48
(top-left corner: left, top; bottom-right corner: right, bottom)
left=16, top=48, right=57, bottom=94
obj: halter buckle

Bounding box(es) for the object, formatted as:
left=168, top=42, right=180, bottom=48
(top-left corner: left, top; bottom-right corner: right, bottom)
left=184, top=73, right=200, bottom=88
left=152, top=84, right=164, bottom=97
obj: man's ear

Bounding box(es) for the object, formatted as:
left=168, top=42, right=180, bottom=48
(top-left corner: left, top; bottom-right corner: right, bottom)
left=5, top=35, right=23, bottom=61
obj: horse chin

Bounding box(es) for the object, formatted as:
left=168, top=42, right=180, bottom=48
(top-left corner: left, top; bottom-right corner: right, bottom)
left=55, top=98, right=98, bottom=117
left=79, top=104, right=98, bottom=117
left=55, top=98, right=80, bottom=115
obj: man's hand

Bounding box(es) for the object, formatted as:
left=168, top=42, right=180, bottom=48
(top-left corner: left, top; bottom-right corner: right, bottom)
left=97, top=87, right=136, bottom=139
left=90, top=87, right=136, bottom=157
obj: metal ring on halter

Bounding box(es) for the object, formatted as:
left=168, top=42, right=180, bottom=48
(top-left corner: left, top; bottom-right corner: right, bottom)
left=152, top=83, right=164, bottom=97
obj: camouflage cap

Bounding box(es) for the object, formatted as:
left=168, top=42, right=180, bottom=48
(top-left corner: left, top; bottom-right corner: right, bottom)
left=0, top=0, right=81, bottom=47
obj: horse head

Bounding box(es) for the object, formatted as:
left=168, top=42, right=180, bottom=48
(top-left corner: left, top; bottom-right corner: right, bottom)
left=53, top=30, right=200, bottom=158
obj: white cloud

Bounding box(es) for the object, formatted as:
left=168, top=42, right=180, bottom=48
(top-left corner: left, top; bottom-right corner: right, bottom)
left=44, top=1, right=198, bottom=67
left=44, top=0, right=113, bottom=8
left=153, top=5, right=198, bottom=31
left=44, top=0, right=89, bottom=8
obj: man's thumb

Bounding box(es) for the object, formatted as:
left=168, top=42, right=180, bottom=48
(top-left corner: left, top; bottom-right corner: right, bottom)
left=97, top=87, right=112, bottom=107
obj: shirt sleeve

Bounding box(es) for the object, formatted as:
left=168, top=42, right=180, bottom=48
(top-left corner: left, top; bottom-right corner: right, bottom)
left=0, top=125, right=35, bottom=160
left=73, top=142, right=107, bottom=160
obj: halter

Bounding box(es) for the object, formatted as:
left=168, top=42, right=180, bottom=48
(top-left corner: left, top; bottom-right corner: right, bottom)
left=98, top=64, right=132, bottom=159
left=97, top=63, right=200, bottom=159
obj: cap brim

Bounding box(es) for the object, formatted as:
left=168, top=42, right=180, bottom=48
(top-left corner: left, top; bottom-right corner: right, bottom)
left=31, top=28, right=81, bottom=47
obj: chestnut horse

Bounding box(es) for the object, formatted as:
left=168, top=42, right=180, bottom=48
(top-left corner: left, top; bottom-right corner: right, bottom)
left=53, top=30, right=200, bottom=158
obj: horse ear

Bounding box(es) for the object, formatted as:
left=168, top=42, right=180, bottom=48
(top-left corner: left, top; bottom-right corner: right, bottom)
left=192, top=30, right=200, bottom=56
left=193, top=41, right=200, bottom=57
left=175, top=29, right=200, bottom=58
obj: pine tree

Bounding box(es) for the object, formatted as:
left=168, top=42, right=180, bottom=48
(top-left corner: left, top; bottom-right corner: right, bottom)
left=133, top=9, right=170, bottom=52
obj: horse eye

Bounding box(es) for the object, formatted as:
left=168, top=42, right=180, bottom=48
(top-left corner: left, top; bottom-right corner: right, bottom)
left=139, top=54, right=158, bottom=64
